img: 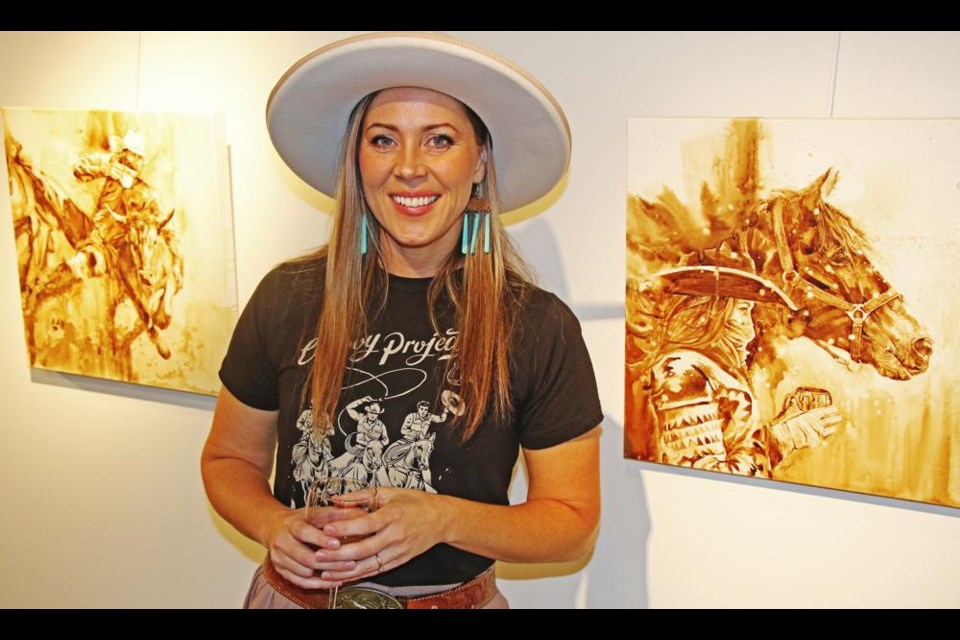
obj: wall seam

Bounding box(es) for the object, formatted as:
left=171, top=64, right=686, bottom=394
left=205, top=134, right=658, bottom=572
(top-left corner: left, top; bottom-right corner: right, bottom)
left=829, top=30, right=842, bottom=118
left=136, top=31, right=143, bottom=109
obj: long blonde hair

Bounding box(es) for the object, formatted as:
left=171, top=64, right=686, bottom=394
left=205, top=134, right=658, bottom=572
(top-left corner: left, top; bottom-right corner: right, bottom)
left=306, top=91, right=534, bottom=440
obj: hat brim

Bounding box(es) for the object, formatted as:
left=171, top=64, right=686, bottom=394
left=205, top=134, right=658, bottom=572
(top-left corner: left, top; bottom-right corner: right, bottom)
left=652, top=266, right=798, bottom=310
left=266, top=32, right=571, bottom=213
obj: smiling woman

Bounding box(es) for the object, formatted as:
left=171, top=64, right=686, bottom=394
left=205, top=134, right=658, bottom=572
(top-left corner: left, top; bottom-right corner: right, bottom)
left=200, top=32, right=603, bottom=609
left=358, top=87, right=487, bottom=274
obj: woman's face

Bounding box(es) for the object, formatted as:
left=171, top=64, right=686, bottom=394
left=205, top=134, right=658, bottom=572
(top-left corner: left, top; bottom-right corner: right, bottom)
left=727, top=300, right=757, bottom=346
left=358, top=87, right=486, bottom=276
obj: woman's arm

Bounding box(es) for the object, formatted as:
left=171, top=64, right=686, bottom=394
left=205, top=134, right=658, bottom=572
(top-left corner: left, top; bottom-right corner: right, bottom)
left=317, top=425, right=601, bottom=580
left=445, top=425, right=602, bottom=562
left=200, top=387, right=354, bottom=588
left=201, top=387, right=283, bottom=544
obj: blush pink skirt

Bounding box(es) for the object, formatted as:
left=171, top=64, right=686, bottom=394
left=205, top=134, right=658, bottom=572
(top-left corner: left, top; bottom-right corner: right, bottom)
left=243, top=564, right=510, bottom=609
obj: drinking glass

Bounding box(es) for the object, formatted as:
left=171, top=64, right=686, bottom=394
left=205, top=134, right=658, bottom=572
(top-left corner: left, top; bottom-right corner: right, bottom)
left=305, top=476, right=376, bottom=609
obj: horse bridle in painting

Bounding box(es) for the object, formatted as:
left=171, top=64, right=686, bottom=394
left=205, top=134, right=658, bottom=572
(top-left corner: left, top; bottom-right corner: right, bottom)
left=770, top=200, right=900, bottom=363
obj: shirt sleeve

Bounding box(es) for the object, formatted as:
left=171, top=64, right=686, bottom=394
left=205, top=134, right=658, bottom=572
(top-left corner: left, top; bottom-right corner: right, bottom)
left=514, top=292, right=604, bottom=450
left=218, top=267, right=286, bottom=410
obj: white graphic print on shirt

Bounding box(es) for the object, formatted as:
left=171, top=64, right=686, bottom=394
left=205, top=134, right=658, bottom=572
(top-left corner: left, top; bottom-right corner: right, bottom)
left=290, top=327, right=463, bottom=500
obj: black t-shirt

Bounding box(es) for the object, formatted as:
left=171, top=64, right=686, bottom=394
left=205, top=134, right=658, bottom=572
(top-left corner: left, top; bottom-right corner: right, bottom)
left=220, top=258, right=603, bottom=586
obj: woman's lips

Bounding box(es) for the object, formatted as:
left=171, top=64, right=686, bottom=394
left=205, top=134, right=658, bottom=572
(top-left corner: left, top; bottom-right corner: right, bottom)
left=389, top=193, right=439, bottom=216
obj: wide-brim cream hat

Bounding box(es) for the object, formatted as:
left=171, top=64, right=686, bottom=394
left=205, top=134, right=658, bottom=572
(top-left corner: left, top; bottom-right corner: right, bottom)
left=266, top=31, right=571, bottom=213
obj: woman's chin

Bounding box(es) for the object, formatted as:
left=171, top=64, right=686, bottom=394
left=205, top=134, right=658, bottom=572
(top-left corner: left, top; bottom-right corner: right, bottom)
left=380, top=228, right=460, bottom=255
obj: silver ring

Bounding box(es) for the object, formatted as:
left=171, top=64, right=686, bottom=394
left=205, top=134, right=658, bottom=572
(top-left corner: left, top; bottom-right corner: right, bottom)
left=375, top=553, right=384, bottom=574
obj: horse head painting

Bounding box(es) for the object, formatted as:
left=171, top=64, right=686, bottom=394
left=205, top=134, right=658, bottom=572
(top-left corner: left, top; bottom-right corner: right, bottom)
left=2, top=109, right=235, bottom=395
left=625, top=118, right=958, bottom=507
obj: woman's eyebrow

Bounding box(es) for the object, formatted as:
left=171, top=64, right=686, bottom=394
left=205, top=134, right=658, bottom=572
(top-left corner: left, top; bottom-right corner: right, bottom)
left=365, top=122, right=461, bottom=134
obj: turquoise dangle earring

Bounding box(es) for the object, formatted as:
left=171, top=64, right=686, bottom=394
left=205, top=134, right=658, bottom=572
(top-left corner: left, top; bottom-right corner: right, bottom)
left=462, top=183, right=492, bottom=255
left=483, top=205, right=491, bottom=254
left=360, top=213, right=368, bottom=255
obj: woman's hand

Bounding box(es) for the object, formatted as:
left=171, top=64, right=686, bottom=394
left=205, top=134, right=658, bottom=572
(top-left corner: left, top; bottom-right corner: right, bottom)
left=770, top=406, right=842, bottom=455
left=261, top=506, right=366, bottom=589
left=311, top=487, right=451, bottom=582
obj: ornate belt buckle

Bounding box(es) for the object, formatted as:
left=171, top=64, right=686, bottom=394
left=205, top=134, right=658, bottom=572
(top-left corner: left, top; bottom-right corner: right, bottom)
left=333, top=586, right=403, bottom=609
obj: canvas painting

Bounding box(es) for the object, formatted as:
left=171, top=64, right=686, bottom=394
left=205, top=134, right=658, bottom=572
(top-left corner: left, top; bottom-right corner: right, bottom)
left=625, top=118, right=959, bottom=508
left=3, top=109, right=236, bottom=395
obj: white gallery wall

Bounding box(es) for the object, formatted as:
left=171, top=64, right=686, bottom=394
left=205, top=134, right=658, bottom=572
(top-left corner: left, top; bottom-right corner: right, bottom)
left=0, top=31, right=957, bottom=608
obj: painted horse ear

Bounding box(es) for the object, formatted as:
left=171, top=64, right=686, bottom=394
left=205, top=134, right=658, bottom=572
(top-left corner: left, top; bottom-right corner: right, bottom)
left=803, top=167, right=840, bottom=211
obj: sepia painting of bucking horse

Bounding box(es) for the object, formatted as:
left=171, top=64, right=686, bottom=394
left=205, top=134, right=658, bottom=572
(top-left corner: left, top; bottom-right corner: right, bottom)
left=3, top=109, right=236, bottom=395
left=625, top=118, right=958, bottom=507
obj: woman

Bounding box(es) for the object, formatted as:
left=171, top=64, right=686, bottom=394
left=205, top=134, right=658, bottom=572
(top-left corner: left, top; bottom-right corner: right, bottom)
left=645, top=285, right=841, bottom=477
left=200, top=33, right=602, bottom=609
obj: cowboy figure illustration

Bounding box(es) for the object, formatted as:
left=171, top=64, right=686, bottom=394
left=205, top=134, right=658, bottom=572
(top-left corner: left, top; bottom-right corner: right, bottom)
left=326, top=396, right=391, bottom=486
left=347, top=396, right=390, bottom=457
left=291, top=407, right=334, bottom=500
left=400, top=400, right=448, bottom=441
left=28, top=131, right=182, bottom=308
left=18, top=128, right=185, bottom=361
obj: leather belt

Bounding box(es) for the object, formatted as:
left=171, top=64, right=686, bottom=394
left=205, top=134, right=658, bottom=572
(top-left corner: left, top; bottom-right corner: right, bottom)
left=261, top=560, right=497, bottom=609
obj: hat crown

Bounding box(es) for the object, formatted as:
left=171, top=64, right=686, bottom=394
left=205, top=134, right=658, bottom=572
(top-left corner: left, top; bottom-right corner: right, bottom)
left=120, top=130, right=146, bottom=156
left=266, top=31, right=570, bottom=214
